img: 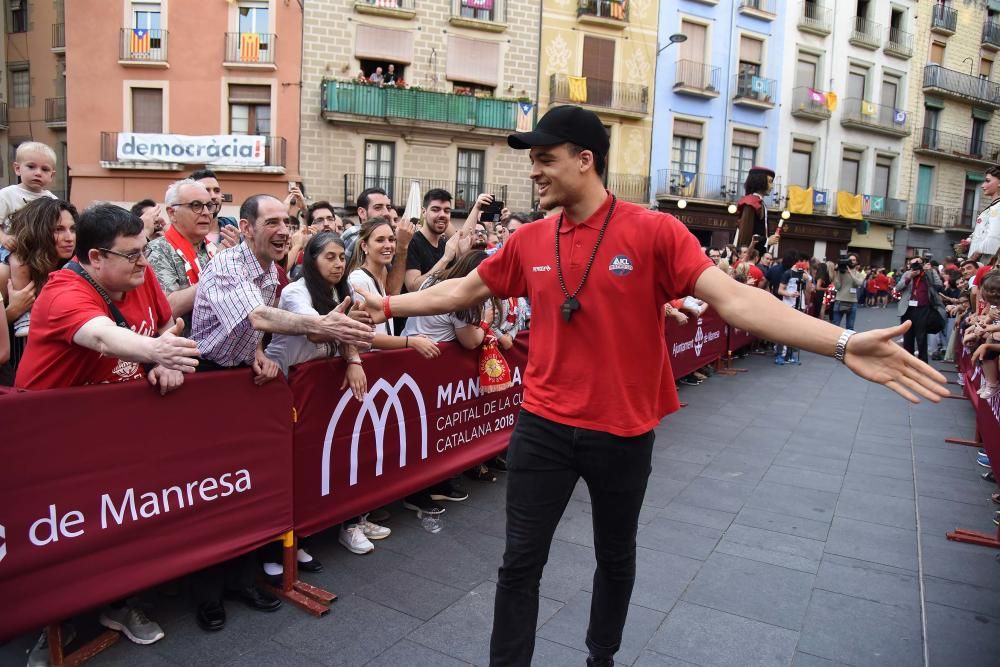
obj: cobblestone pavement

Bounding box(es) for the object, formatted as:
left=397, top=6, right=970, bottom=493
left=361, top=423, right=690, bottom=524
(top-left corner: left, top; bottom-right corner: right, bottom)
left=4, top=307, right=999, bottom=666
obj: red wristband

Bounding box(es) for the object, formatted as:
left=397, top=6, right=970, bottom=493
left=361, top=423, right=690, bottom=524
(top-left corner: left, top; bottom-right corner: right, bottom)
left=346, top=360, right=363, bottom=367
left=382, top=296, right=392, bottom=320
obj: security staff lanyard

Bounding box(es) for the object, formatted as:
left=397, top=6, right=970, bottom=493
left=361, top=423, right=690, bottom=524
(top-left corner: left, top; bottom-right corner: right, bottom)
left=554, top=194, right=617, bottom=322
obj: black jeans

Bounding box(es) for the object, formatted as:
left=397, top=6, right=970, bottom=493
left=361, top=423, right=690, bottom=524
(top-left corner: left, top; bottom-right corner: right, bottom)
left=489, top=410, right=654, bottom=666
left=902, top=305, right=930, bottom=362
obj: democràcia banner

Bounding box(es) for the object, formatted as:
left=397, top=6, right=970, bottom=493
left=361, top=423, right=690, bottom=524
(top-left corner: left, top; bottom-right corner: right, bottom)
left=290, top=339, right=528, bottom=536
left=0, top=373, right=294, bottom=642
left=116, top=133, right=267, bottom=166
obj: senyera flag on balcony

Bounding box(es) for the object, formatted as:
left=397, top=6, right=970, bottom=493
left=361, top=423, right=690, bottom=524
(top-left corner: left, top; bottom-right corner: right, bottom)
left=462, top=0, right=494, bottom=9
left=116, top=133, right=266, bottom=166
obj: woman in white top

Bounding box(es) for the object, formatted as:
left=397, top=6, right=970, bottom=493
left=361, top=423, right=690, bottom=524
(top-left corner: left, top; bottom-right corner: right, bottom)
left=345, top=216, right=440, bottom=359
left=265, top=232, right=390, bottom=558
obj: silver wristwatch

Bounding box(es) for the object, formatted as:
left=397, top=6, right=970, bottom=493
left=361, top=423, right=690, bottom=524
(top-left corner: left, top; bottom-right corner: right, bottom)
left=835, top=329, right=855, bottom=364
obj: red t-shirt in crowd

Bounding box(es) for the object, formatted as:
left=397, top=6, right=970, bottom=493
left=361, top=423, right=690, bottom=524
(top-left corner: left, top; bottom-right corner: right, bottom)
left=15, top=265, right=172, bottom=390
left=875, top=274, right=891, bottom=291
left=746, top=263, right=765, bottom=287
left=476, top=194, right=713, bottom=437
left=975, top=264, right=994, bottom=314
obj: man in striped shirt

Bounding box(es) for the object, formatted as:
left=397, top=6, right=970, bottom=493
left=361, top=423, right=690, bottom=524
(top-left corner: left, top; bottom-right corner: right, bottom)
left=191, top=194, right=374, bottom=382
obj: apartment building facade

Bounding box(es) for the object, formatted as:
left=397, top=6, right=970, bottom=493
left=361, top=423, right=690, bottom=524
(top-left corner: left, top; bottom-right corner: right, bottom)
left=538, top=0, right=657, bottom=205
left=897, top=0, right=1000, bottom=265
left=65, top=0, right=302, bottom=213
left=300, top=0, right=539, bottom=216
left=772, top=0, right=917, bottom=268
left=650, top=0, right=787, bottom=248
left=6, top=0, right=63, bottom=197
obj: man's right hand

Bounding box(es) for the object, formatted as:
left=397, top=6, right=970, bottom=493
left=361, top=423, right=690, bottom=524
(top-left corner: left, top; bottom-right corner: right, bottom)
left=151, top=318, right=200, bottom=372
left=351, top=287, right=388, bottom=325
left=219, top=225, right=241, bottom=249
left=309, top=297, right=375, bottom=347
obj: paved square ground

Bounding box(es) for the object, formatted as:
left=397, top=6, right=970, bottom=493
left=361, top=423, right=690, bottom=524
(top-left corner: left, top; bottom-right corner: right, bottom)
left=4, top=308, right=999, bottom=666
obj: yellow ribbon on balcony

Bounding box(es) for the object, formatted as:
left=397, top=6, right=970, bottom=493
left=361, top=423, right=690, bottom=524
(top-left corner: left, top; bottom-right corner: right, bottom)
left=788, top=185, right=814, bottom=215
left=567, top=76, right=588, bottom=103
left=861, top=100, right=877, bottom=116
left=825, top=91, right=838, bottom=112
left=837, top=191, right=863, bottom=220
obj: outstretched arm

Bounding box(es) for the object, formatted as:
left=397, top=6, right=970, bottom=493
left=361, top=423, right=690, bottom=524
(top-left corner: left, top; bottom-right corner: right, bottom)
left=694, top=267, right=948, bottom=403
left=356, top=269, right=493, bottom=324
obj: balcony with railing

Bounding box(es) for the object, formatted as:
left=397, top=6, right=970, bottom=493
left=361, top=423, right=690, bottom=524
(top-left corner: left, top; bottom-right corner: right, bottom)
left=449, top=0, right=507, bottom=30
left=911, top=203, right=965, bottom=230
left=353, top=0, right=417, bottom=19
left=738, top=0, right=775, bottom=20
left=224, top=32, right=277, bottom=68
left=576, top=0, right=628, bottom=27
left=51, top=23, right=64, bottom=51
left=44, top=97, right=66, bottom=129
left=341, top=174, right=508, bottom=212
left=798, top=2, right=831, bottom=35
left=607, top=173, right=650, bottom=205
left=885, top=27, right=913, bottom=59
left=930, top=3, right=957, bottom=35
left=549, top=74, right=647, bottom=117
left=866, top=197, right=908, bottom=223
left=322, top=80, right=526, bottom=134
left=732, top=73, right=777, bottom=109
left=915, top=127, right=1000, bottom=165
left=840, top=98, right=910, bottom=137
left=655, top=170, right=732, bottom=202
left=119, top=28, right=168, bottom=65
left=100, top=132, right=287, bottom=172
left=923, top=64, right=1000, bottom=108
left=790, top=86, right=831, bottom=121
left=984, top=21, right=1000, bottom=51
left=849, top=17, right=881, bottom=50
left=0, top=102, right=8, bottom=130
left=673, top=60, right=721, bottom=99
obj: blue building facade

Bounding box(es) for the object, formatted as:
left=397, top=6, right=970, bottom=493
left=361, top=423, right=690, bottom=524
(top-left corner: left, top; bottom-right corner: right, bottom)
left=651, top=0, right=786, bottom=245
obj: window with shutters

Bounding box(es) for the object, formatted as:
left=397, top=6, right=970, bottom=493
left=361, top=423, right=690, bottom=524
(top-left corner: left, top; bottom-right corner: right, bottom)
left=981, top=56, right=994, bottom=80
left=929, top=41, right=945, bottom=65
left=446, top=36, right=499, bottom=88
left=10, top=67, right=29, bottom=108
left=789, top=139, right=815, bottom=188
left=132, top=2, right=163, bottom=50
left=364, top=141, right=395, bottom=198
left=670, top=120, right=702, bottom=175
left=972, top=116, right=988, bottom=157
left=131, top=88, right=163, bottom=133
left=738, top=35, right=763, bottom=79
left=962, top=178, right=980, bottom=227
left=456, top=149, right=485, bottom=210
left=9, top=0, right=27, bottom=33
left=729, top=130, right=759, bottom=188
left=582, top=35, right=615, bottom=107
left=229, top=84, right=270, bottom=135
left=872, top=154, right=893, bottom=199
left=839, top=147, right=863, bottom=194
left=795, top=52, right=820, bottom=88
left=847, top=66, right=868, bottom=101
left=880, top=75, right=900, bottom=108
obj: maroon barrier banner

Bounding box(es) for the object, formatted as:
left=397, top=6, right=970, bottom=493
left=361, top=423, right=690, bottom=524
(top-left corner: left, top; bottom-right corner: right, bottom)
left=665, top=309, right=728, bottom=379
left=727, top=325, right=756, bottom=354
left=0, top=373, right=294, bottom=642
left=958, top=349, right=1000, bottom=474
left=290, top=338, right=529, bottom=536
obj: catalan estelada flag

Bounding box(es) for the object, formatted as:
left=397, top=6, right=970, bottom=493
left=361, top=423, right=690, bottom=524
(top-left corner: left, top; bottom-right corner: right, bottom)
left=240, top=33, right=261, bottom=62
left=609, top=0, right=626, bottom=20
left=516, top=102, right=533, bottom=132
left=130, top=28, right=150, bottom=55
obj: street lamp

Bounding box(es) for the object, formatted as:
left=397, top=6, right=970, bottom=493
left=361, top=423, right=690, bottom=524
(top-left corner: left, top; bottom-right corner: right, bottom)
left=656, top=33, right=687, bottom=57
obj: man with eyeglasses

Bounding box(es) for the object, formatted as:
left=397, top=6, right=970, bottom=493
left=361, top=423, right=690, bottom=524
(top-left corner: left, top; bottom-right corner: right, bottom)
left=190, top=168, right=239, bottom=246
left=16, top=203, right=199, bottom=392
left=707, top=248, right=721, bottom=265
left=147, top=179, right=219, bottom=335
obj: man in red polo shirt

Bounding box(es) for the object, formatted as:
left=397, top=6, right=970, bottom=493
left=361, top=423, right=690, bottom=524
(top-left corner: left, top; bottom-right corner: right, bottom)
left=354, top=106, right=949, bottom=666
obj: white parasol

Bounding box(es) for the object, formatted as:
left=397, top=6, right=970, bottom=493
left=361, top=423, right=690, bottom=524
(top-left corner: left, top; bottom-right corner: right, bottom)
left=402, top=180, right=422, bottom=224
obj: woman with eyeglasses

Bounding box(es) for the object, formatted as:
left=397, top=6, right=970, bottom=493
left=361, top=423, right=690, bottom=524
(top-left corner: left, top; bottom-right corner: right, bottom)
left=1, top=197, right=78, bottom=380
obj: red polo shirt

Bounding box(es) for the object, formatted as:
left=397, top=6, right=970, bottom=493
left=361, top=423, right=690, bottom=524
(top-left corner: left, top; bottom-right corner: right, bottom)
left=476, top=194, right=713, bottom=436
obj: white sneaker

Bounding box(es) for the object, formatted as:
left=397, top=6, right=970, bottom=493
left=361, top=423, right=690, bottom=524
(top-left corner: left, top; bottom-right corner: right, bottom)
left=99, top=605, right=164, bottom=645
left=338, top=524, right=374, bottom=554
left=979, top=383, right=1000, bottom=399
left=358, top=514, right=391, bottom=540
left=13, top=311, right=29, bottom=338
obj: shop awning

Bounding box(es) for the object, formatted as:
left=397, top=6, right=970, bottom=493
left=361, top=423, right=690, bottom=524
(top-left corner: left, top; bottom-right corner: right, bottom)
left=849, top=222, right=894, bottom=250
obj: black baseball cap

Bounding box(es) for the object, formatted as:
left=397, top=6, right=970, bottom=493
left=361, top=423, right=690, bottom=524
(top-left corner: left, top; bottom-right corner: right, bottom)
left=507, top=105, right=610, bottom=160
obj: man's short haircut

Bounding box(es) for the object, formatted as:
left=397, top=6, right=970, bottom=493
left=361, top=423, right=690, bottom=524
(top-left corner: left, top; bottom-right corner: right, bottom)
left=508, top=213, right=532, bottom=225
left=129, top=199, right=157, bottom=218
left=745, top=248, right=760, bottom=263
left=357, top=187, right=387, bottom=211
left=15, top=141, right=58, bottom=165
left=240, top=194, right=280, bottom=225
left=165, top=178, right=200, bottom=206
left=77, top=204, right=144, bottom=265
left=568, top=144, right=606, bottom=177
left=961, top=259, right=979, bottom=269
left=308, top=200, right=337, bottom=222
left=422, top=188, right=453, bottom=208
left=189, top=168, right=219, bottom=181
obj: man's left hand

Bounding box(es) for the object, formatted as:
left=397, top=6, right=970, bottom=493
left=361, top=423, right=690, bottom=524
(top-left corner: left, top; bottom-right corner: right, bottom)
left=844, top=321, right=950, bottom=403
left=395, top=217, right=416, bottom=249
left=147, top=365, right=185, bottom=395
left=252, top=348, right=281, bottom=385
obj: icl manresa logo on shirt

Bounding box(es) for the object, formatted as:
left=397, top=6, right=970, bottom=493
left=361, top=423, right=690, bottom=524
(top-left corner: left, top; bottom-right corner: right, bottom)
left=609, top=255, right=634, bottom=276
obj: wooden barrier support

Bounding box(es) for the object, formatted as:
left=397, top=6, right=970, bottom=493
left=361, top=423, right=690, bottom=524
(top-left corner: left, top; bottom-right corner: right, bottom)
left=263, top=531, right=336, bottom=617
left=946, top=527, right=1000, bottom=549
left=46, top=624, right=119, bottom=667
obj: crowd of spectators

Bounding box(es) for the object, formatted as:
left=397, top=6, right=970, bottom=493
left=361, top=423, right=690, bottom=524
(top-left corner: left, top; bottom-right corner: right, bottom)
left=0, top=138, right=537, bottom=659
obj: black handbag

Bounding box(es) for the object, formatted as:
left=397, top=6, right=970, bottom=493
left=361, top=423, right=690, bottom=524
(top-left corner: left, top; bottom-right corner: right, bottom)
left=925, top=307, right=945, bottom=334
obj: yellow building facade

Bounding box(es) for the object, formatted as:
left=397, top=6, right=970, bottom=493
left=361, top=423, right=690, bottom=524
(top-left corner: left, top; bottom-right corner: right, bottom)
left=538, top=0, right=658, bottom=204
